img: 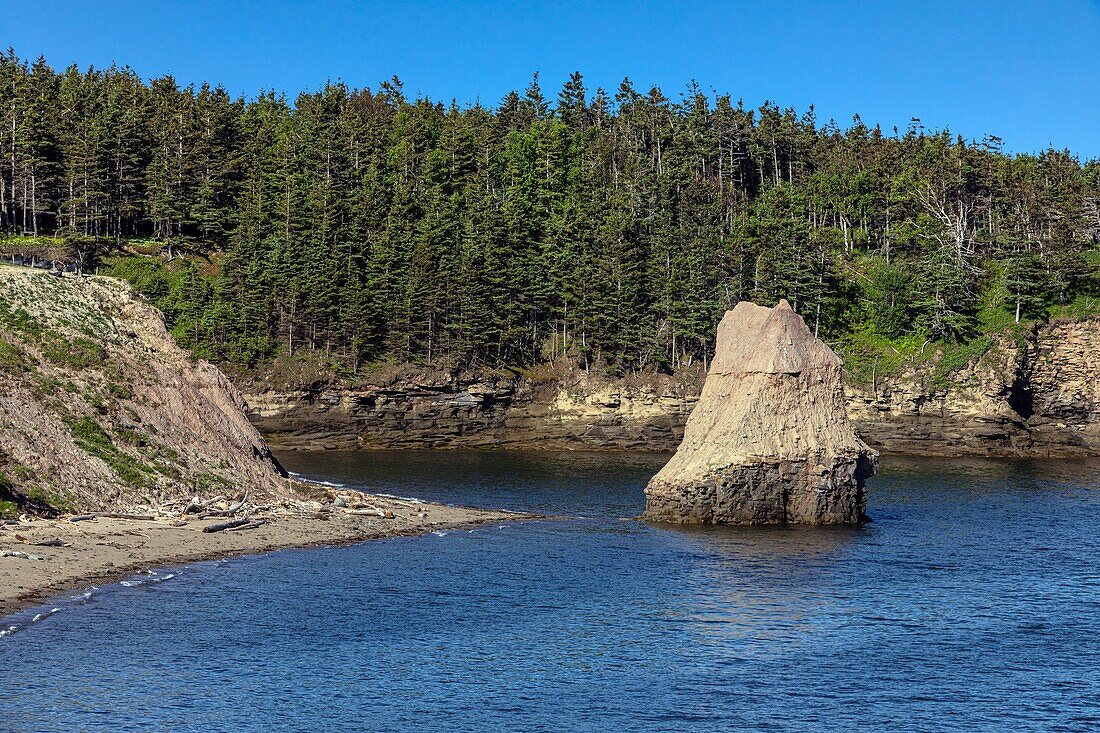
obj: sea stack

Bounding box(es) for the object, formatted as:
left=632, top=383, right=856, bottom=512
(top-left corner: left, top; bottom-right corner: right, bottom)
left=644, top=299, right=877, bottom=525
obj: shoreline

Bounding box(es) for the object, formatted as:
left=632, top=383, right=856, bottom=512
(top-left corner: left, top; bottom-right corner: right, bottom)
left=1, top=494, right=533, bottom=619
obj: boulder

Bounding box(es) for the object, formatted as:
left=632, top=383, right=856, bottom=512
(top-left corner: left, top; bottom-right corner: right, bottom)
left=644, top=299, right=877, bottom=525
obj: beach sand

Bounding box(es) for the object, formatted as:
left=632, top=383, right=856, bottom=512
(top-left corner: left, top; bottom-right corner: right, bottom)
left=0, top=494, right=527, bottom=617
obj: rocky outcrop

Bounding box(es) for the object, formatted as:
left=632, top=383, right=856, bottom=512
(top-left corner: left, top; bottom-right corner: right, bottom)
left=845, top=319, right=1100, bottom=456
left=240, top=320, right=1100, bottom=459
left=643, top=300, right=876, bottom=525
left=244, top=375, right=698, bottom=451
left=0, top=268, right=289, bottom=514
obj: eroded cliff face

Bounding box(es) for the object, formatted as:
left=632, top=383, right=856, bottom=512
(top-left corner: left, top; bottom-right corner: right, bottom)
left=240, top=318, right=1100, bottom=458
left=0, top=268, right=289, bottom=514
left=846, top=319, right=1100, bottom=456
left=245, top=375, right=698, bottom=451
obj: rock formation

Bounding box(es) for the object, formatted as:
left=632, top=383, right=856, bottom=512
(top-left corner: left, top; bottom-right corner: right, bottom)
left=0, top=268, right=289, bottom=514
left=239, top=318, right=1100, bottom=459
left=643, top=299, right=877, bottom=525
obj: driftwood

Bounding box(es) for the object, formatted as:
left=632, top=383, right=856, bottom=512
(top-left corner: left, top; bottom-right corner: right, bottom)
left=198, top=490, right=250, bottom=519
left=223, top=519, right=264, bottom=532
left=202, top=517, right=250, bottom=533
left=32, top=538, right=67, bottom=547
left=0, top=550, right=43, bottom=560
left=68, top=512, right=160, bottom=522
left=342, top=508, right=385, bottom=517
left=182, top=495, right=226, bottom=515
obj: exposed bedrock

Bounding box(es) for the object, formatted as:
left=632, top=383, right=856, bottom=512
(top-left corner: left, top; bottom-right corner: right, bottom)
left=240, top=319, right=1100, bottom=458
left=0, top=269, right=289, bottom=514
left=845, top=318, right=1100, bottom=456
left=243, top=375, right=699, bottom=451
left=643, top=300, right=877, bottom=525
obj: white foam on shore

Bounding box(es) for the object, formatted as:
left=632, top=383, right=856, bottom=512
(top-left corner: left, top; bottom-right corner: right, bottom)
left=287, top=471, right=348, bottom=489
left=375, top=493, right=424, bottom=503
left=288, top=472, right=437, bottom=505
left=119, top=569, right=179, bottom=588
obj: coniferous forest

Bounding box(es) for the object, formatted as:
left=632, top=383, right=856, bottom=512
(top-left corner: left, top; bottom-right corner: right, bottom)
left=2, top=50, right=1099, bottom=376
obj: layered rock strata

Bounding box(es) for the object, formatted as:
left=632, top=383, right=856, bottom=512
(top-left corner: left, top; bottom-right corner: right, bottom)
left=244, top=378, right=698, bottom=451
left=0, top=268, right=289, bottom=513
left=240, top=320, right=1100, bottom=458
left=643, top=300, right=877, bottom=525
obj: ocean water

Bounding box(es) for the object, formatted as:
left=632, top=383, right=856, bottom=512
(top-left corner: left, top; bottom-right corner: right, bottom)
left=4, top=452, right=1100, bottom=732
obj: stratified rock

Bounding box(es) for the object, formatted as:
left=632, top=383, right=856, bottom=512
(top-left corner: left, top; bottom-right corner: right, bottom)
left=644, top=299, right=877, bottom=525
left=0, top=268, right=290, bottom=513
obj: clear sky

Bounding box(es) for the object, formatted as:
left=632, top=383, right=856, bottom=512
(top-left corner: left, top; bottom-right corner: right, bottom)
left=2, top=0, right=1098, bottom=159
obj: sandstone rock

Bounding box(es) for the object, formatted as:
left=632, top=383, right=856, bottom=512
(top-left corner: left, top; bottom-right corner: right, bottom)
left=644, top=300, right=877, bottom=525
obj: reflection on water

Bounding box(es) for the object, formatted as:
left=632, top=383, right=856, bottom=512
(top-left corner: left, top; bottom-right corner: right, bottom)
left=4, top=451, right=1100, bottom=732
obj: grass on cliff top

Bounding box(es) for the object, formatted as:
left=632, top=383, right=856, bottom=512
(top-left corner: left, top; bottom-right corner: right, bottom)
left=840, top=325, right=999, bottom=391
left=1048, top=294, right=1100, bottom=321
left=0, top=269, right=116, bottom=339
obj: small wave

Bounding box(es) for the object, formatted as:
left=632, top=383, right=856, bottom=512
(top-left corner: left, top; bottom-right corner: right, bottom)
left=299, top=476, right=347, bottom=488
left=31, top=608, right=60, bottom=623
left=69, top=590, right=93, bottom=602
left=118, top=571, right=179, bottom=590
left=432, top=530, right=448, bottom=537
left=288, top=471, right=348, bottom=488
left=0, top=625, right=17, bottom=638
left=375, top=493, right=423, bottom=503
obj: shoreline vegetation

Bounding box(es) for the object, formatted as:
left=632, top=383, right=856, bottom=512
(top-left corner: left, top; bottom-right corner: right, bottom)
left=0, top=487, right=532, bottom=618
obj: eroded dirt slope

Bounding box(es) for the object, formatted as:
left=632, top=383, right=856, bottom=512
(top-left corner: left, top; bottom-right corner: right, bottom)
left=0, top=267, right=288, bottom=514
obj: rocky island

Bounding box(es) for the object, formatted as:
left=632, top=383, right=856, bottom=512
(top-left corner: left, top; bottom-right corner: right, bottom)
left=644, top=300, right=877, bottom=525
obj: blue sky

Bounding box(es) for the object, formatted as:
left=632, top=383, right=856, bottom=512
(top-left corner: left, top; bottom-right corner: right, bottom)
left=3, top=0, right=1098, bottom=159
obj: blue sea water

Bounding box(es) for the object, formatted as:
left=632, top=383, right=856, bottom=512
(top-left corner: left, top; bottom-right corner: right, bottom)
left=4, top=452, right=1100, bottom=732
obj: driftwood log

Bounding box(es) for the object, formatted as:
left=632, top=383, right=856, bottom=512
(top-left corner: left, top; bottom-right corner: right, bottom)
left=68, top=512, right=157, bottom=522
left=182, top=495, right=225, bottom=515
left=197, top=490, right=250, bottom=519
left=223, top=519, right=264, bottom=532
left=202, top=517, right=251, bottom=533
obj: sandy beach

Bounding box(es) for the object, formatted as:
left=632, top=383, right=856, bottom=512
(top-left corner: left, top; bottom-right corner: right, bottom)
left=0, top=493, right=527, bottom=617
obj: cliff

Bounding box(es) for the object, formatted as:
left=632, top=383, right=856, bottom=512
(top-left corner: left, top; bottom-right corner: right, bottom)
left=845, top=319, right=1100, bottom=456
left=0, top=267, right=289, bottom=515
left=643, top=300, right=876, bottom=524
left=243, top=369, right=700, bottom=451
left=239, top=317, right=1100, bottom=458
